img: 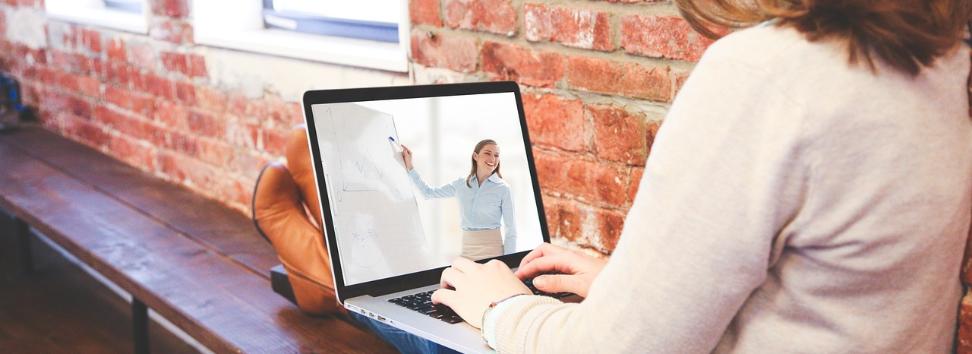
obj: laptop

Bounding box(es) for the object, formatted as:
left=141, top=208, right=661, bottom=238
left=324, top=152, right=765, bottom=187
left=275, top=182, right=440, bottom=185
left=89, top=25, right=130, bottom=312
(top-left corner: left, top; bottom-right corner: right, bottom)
left=301, top=81, right=554, bottom=352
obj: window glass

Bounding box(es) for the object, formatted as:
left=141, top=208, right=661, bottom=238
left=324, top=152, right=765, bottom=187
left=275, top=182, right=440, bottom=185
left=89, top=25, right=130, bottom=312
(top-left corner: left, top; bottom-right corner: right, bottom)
left=103, top=0, right=144, bottom=14
left=262, top=0, right=399, bottom=43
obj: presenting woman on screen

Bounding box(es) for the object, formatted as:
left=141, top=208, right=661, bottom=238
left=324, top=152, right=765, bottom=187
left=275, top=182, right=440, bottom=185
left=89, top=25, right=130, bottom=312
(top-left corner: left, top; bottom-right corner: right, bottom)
left=401, top=139, right=516, bottom=260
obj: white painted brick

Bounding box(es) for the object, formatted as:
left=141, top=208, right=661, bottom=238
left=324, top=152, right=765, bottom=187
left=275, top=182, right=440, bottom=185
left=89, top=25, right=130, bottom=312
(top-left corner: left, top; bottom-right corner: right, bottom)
left=412, top=64, right=483, bottom=85
left=45, top=21, right=74, bottom=50
left=5, top=7, right=47, bottom=49
left=201, top=47, right=411, bottom=100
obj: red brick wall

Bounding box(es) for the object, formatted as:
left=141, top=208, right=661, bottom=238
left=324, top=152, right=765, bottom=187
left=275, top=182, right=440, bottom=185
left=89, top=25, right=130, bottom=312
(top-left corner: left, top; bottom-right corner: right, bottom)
left=0, top=0, right=304, bottom=214
left=0, top=0, right=702, bottom=255
left=961, top=46, right=972, bottom=352
left=0, top=2, right=963, bottom=249
left=411, top=0, right=705, bottom=253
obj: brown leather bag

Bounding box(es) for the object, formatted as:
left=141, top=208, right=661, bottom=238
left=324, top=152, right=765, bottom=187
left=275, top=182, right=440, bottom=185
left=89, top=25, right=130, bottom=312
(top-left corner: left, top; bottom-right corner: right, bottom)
left=252, top=126, right=340, bottom=315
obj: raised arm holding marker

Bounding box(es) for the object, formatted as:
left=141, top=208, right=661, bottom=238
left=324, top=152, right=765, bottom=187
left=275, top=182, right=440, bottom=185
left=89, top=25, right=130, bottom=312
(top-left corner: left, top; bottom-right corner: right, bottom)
left=388, top=136, right=403, bottom=152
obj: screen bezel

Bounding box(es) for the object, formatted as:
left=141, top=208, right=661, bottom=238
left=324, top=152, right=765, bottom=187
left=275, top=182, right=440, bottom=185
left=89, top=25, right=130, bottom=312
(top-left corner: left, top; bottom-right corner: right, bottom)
left=301, top=81, right=550, bottom=303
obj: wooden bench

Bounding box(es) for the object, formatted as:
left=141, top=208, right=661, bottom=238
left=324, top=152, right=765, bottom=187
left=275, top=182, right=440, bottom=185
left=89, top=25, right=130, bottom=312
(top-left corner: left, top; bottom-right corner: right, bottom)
left=0, top=126, right=395, bottom=353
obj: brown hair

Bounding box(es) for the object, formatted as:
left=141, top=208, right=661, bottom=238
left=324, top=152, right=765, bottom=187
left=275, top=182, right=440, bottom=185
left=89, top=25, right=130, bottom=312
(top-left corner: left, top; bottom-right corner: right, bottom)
left=466, top=139, right=502, bottom=188
left=674, top=0, right=971, bottom=76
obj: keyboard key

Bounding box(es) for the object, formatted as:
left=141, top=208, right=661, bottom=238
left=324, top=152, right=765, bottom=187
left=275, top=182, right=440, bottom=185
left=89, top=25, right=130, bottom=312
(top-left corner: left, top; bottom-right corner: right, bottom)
left=388, top=290, right=463, bottom=324
left=523, top=279, right=573, bottom=298
left=386, top=281, right=570, bottom=325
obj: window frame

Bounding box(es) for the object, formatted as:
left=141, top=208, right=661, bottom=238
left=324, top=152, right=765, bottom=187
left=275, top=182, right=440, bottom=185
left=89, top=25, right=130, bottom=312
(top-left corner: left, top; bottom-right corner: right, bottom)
left=193, top=0, right=410, bottom=73
left=45, top=0, right=149, bottom=34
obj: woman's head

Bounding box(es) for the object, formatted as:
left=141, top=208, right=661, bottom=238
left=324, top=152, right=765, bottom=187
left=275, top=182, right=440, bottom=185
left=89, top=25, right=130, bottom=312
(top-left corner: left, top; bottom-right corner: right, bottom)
left=466, top=139, right=502, bottom=188
left=674, top=0, right=970, bottom=76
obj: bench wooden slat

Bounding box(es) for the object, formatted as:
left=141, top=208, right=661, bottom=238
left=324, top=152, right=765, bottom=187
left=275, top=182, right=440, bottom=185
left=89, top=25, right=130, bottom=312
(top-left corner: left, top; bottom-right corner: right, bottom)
left=0, top=129, right=394, bottom=353
left=0, top=127, right=278, bottom=278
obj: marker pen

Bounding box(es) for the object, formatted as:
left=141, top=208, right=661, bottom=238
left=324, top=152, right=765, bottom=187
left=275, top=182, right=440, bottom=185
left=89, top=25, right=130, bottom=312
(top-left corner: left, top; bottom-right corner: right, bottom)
left=388, top=136, right=403, bottom=152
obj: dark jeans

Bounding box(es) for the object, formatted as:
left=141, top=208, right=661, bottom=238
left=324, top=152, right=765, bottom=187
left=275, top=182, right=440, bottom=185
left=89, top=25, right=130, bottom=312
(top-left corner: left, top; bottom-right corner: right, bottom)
left=350, top=312, right=461, bottom=354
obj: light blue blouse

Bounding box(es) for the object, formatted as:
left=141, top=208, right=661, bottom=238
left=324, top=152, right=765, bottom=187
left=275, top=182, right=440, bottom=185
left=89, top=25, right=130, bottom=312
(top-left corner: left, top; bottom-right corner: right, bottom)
left=408, top=169, right=517, bottom=254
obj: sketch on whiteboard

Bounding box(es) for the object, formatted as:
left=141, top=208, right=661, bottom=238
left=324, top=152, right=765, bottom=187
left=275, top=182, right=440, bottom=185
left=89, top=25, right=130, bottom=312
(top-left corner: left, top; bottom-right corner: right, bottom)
left=346, top=215, right=381, bottom=270
left=327, top=104, right=409, bottom=201
left=312, top=102, right=434, bottom=285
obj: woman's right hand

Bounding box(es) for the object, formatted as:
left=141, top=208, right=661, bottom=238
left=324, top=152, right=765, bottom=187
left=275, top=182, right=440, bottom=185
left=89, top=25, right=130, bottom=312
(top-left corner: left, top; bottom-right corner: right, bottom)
left=401, top=145, right=413, bottom=171
left=514, top=243, right=607, bottom=298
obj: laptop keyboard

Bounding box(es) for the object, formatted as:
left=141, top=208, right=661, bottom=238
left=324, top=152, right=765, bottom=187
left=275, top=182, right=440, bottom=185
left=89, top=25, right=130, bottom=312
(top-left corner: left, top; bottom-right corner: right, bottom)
left=388, top=290, right=464, bottom=324
left=524, top=278, right=573, bottom=299
left=387, top=279, right=572, bottom=324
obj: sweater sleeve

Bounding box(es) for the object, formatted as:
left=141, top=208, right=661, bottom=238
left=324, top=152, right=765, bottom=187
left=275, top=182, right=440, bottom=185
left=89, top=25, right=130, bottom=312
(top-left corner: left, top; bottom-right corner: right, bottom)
left=489, top=39, right=810, bottom=353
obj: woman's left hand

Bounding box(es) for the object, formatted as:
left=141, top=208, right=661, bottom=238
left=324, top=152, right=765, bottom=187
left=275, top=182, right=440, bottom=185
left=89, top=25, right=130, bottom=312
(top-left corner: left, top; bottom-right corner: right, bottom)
left=431, top=258, right=532, bottom=328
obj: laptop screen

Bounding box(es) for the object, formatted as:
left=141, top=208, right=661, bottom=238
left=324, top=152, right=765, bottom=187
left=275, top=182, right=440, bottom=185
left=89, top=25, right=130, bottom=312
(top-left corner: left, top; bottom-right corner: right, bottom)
left=309, top=90, right=545, bottom=286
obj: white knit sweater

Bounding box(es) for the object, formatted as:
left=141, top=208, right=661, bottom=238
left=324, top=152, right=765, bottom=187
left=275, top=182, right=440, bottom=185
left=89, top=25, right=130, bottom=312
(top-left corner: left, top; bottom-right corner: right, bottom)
left=488, top=24, right=972, bottom=353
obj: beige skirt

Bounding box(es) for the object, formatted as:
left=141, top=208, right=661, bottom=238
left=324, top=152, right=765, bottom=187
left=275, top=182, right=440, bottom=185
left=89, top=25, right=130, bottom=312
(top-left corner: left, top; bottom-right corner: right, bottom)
left=461, top=229, right=502, bottom=261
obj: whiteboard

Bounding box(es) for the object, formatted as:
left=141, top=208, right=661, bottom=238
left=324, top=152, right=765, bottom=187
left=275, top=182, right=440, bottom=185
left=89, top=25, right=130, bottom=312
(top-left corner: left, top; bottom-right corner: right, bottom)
left=312, top=103, right=436, bottom=285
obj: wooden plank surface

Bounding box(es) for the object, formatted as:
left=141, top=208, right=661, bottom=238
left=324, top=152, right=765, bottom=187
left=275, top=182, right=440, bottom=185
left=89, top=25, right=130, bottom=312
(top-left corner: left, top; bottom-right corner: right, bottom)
left=0, top=216, right=199, bottom=354
left=0, top=127, right=394, bottom=353
left=0, top=127, right=278, bottom=277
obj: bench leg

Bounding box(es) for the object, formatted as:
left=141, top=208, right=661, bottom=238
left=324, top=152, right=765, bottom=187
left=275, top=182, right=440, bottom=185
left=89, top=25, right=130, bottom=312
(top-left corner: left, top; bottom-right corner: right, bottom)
left=14, top=218, right=32, bottom=274
left=133, top=298, right=150, bottom=354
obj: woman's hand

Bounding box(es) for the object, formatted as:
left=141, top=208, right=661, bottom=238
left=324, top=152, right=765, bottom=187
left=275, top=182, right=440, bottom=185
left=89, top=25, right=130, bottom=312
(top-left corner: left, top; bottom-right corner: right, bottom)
left=431, top=258, right=531, bottom=329
left=401, top=145, right=413, bottom=171
left=514, top=243, right=607, bottom=298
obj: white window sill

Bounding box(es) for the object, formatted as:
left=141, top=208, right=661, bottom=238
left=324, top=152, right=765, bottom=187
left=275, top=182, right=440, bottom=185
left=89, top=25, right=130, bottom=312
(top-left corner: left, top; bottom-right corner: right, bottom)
left=46, top=6, right=148, bottom=34
left=196, top=28, right=409, bottom=73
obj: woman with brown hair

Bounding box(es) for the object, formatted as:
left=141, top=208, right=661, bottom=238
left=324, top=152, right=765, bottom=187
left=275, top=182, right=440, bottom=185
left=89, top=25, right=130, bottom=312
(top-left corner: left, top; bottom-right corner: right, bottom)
left=401, top=139, right=517, bottom=260
left=431, top=1, right=972, bottom=353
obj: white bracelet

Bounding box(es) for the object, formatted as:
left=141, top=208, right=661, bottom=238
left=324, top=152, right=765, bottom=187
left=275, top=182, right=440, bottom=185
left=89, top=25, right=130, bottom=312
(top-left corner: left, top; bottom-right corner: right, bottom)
left=481, top=293, right=527, bottom=349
